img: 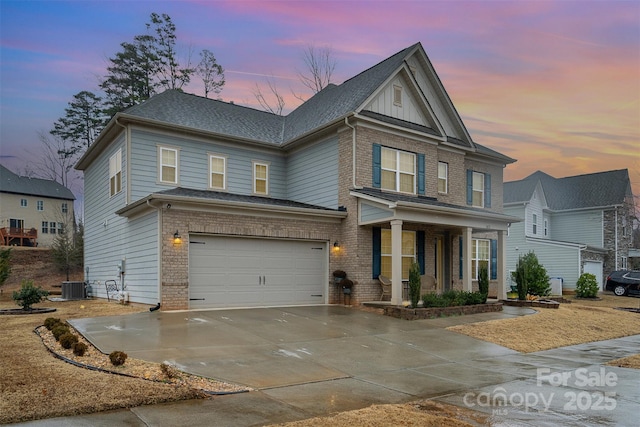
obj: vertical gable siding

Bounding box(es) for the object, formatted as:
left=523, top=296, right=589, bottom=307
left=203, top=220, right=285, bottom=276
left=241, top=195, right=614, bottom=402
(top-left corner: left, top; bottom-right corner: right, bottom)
left=287, top=137, right=339, bottom=208
left=364, top=76, right=429, bottom=127
left=129, top=129, right=287, bottom=200
left=551, top=210, right=603, bottom=247
left=525, top=189, right=544, bottom=237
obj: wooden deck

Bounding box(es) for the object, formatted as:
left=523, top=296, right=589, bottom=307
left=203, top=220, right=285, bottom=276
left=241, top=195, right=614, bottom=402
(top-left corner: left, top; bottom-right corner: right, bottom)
left=0, top=227, right=38, bottom=246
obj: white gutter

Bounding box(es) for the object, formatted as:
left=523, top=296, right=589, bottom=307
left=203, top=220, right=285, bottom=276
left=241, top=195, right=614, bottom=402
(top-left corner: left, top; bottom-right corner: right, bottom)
left=344, top=116, right=361, bottom=189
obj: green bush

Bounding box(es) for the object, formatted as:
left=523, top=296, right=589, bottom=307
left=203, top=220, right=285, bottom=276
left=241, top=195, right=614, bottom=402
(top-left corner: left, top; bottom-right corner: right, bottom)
left=421, top=293, right=448, bottom=307
left=12, top=279, right=49, bottom=310
left=408, top=262, right=421, bottom=308
left=421, top=290, right=487, bottom=308
left=52, top=324, right=70, bottom=341
left=109, top=351, right=128, bottom=366
left=576, top=273, right=599, bottom=298
left=512, top=252, right=550, bottom=298
left=44, top=317, right=62, bottom=330
left=59, top=333, right=79, bottom=349
left=72, top=342, right=88, bottom=356
left=478, top=265, right=489, bottom=303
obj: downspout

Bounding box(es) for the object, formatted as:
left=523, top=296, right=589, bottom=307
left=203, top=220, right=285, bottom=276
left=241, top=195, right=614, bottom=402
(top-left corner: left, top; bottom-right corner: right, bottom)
left=615, top=207, right=618, bottom=270
left=344, top=116, right=361, bottom=189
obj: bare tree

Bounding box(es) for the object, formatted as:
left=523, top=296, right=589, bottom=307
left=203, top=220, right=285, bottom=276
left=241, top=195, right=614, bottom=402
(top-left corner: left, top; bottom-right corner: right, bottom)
left=34, top=131, right=81, bottom=189
left=196, top=49, right=225, bottom=98
left=297, top=44, right=336, bottom=95
left=252, top=77, right=285, bottom=115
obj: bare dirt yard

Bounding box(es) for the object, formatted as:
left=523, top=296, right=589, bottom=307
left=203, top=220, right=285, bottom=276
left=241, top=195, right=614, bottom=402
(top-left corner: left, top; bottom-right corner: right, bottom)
left=1, top=247, right=639, bottom=425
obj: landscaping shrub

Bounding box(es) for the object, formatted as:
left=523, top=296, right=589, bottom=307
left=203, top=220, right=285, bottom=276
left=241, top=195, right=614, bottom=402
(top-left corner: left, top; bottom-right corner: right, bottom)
left=44, top=317, right=62, bottom=330
left=512, top=252, right=550, bottom=298
left=160, top=362, right=180, bottom=379
left=109, top=350, right=128, bottom=366
left=59, top=333, right=78, bottom=349
left=421, top=293, right=448, bottom=307
left=52, top=324, right=70, bottom=341
left=12, top=279, right=49, bottom=310
left=478, top=265, right=489, bottom=303
left=421, top=290, right=487, bottom=308
left=576, top=273, right=599, bottom=298
left=408, top=261, right=421, bottom=308
left=72, top=342, right=88, bottom=356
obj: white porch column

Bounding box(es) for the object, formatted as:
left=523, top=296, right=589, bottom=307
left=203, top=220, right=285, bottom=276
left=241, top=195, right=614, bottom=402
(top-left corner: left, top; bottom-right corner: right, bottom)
left=463, top=227, right=473, bottom=292
left=390, top=219, right=403, bottom=305
left=497, top=230, right=507, bottom=300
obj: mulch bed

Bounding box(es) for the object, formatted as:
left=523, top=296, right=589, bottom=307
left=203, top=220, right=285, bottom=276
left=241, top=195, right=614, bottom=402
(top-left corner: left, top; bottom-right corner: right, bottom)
left=0, top=307, right=57, bottom=315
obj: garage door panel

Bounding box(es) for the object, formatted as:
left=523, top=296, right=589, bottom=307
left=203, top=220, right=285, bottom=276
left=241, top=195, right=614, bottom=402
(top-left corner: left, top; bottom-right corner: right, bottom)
left=189, top=236, right=326, bottom=309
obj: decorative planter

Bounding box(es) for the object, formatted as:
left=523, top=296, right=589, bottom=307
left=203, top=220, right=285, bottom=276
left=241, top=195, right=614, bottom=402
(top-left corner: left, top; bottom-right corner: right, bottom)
left=334, top=277, right=344, bottom=285
left=342, top=287, right=352, bottom=295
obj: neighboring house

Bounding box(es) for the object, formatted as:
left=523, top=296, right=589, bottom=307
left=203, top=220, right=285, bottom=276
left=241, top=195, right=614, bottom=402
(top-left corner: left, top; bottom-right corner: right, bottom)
left=0, top=164, right=75, bottom=247
left=76, top=42, right=518, bottom=310
left=504, top=170, right=635, bottom=292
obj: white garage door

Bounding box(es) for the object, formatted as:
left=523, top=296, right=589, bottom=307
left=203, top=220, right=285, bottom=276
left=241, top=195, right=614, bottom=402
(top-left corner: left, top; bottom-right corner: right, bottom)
left=189, top=235, right=327, bottom=309
left=583, top=261, right=603, bottom=290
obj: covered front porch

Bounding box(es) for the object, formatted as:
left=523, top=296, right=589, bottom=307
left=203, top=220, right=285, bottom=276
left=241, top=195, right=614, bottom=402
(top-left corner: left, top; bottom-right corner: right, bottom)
left=352, top=189, right=520, bottom=305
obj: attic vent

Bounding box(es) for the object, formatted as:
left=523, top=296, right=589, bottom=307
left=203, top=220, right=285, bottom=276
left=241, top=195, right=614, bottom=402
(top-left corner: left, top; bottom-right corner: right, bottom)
left=393, top=85, right=402, bottom=107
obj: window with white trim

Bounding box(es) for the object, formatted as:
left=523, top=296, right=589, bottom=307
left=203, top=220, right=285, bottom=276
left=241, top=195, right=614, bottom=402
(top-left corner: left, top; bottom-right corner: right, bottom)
left=20, top=199, right=27, bottom=207
left=159, top=146, right=178, bottom=184
left=544, top=219, right=548, bottom=237
left=532, top=214, right=538, bottom=235
left=472, top=239, right=490, bottom=280
left=380, top=229, right=416, bottom=281
left=438, top=162, right=448, bottom=194
left=62, top=203, right=68, bottom=213
left=37, top=200, right=43, bottom=211
left=381, top=147, right=415, bottom=194
left=41, top=221, right=48, bottom=234
left=58, top=222, right=64, bottom=235
left=472, top=172, right=484, bottom=207
left=253, top=161, right=269, bottom=195
left=209, top=154, right=226, bottom=190
left=49, top=222, right=56, bottom=235
left=109, top=149, right=122, bottom=197
left=393, top=85, right=402, bottom=106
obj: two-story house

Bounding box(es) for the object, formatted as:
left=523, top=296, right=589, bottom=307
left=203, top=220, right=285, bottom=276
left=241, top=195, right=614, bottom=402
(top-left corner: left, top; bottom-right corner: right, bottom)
left=76, top=42, right=518, bottom=310
left=0, top=164, right=75, bottom=247
left=504, top=169, right=635, bottom=292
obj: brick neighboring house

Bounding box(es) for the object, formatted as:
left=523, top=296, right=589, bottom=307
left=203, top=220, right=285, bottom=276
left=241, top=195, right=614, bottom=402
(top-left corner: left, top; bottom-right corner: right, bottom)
left=0, top=164, right=75, bottom=247
left=76, top=42, right=518, bottom=310
left=504, top=169, right=635, bottom=292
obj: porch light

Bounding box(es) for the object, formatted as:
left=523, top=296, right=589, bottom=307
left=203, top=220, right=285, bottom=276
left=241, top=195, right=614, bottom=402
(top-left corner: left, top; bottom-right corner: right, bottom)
left=173, top=230, right=182, bottom=245
left=333, top=241, right=340, bottom=251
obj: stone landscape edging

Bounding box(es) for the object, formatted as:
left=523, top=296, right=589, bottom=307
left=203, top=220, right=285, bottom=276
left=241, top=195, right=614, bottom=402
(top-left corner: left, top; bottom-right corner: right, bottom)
left=384, top=302, right=503, bottom=320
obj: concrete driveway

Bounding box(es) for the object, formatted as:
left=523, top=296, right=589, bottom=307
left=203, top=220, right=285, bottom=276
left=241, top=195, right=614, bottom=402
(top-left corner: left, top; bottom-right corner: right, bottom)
left=35, top=305, right=636, bottom=426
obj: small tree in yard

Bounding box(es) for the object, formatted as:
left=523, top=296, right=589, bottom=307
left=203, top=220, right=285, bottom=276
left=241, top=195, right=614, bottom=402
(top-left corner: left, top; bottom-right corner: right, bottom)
left=478, top=265, right=489, bottom=303
left=408, top=261, right=421, bottom=308
left=0, top=247, right=11, bottom=291
left=13, top=280, right=49, bottom=311
left=52, top=218, right=84, bottom=281
left=511, top=252, right=550, bottom=299
left=576, top=273, right=599, bottom=298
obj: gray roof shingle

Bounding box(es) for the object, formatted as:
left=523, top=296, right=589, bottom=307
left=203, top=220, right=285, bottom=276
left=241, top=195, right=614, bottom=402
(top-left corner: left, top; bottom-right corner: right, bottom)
left=505, top=169, right=631, bottom=210
left=0, top=164, right=75, bottom=200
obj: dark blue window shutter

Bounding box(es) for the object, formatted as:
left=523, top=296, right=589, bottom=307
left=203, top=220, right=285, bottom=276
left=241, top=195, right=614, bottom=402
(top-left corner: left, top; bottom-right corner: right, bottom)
left=372, top=144, right=381, bottom=188
left=417, top=231, right=425, bottom=275
left=466, top=169, right=473, bottom=205
left=485, top=174, right=492, bottom=208
left=459, top=236, right=463, bottom=279
left=372, top=227, right=381, bottom=278
left=490, top=239, right=497, bottom=280
left=417, top=153, right=425, bottom=195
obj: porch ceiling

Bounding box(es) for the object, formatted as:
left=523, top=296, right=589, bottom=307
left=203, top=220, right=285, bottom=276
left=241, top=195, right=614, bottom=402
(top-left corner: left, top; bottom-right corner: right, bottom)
left=351, top=188, right=520, bottom=231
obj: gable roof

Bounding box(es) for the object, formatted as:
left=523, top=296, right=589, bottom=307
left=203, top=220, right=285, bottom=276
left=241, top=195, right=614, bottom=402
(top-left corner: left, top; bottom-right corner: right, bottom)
left=504, top=169, right=631, bottom=210
left=0, top=164, right=75, bottom=200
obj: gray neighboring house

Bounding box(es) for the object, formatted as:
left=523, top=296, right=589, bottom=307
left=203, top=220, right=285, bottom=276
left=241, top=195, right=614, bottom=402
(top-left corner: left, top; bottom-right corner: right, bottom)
left=504, top=169, right=635, bottom=293
left=76, top=42, right=519, bottom=310
left=0, top=164, right=75, bottom=247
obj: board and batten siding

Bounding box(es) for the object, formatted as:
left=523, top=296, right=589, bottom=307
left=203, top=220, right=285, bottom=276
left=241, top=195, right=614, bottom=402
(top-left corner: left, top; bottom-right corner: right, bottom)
left=84, top=134, right=131, bottom=298
left=286, top=137, right=339, bottom=208
left=129, top=128, right=287, bottom=201
left=551, top=210, right=603, bottom=247
left=364, top=76, right=429, bottom=127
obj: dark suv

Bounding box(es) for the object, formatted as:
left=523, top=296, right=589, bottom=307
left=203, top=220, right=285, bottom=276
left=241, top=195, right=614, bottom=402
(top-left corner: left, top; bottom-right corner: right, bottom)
left=605, top=270, right=640, bottom=296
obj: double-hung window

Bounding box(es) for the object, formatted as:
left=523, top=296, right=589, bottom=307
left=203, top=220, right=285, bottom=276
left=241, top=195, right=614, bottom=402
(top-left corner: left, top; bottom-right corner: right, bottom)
left=20, top=199, right=27, bottom=207
left=472, top=239, right=490, bottom=280
left=109, top=149, right=122, bottom=197
left=62, top=203, right=68, bottom=213
left=37, top=200, right=44, bottom=211
left=472, top=172, right=484, bottom=207
left=532, top=214, right=538, bottom=235
left=49, top=222, right=56, bottom=235
left=438, top=162, right=448, bottom=194
left=253, top=161, right=269, bottom=195
left=209, top=155, right=226, bottom=190
left=159, top=146, right=178, bottom=184
left=41, top=221, right=48, bottom=234
left=381, top=147, right=415, bottom=193
left=380, top=229, right=416, bottom=281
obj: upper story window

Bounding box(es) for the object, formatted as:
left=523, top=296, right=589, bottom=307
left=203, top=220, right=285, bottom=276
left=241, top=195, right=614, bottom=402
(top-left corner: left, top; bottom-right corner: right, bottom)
left=109, top=149, right=122, bottom=197
left=37, top=200, right=44, bottom=211
left=209, top=154, right=226, bottom=190
left=544, top=219, right=548, bottom=237
left=393, top=85, right=402, bottom=107
left=438, top=162, right=448, bottom=194
left=467, top=170, right=491, bottom=208
left=532, top=214, right=538, bottom=235
left=20, top=199, right=27, bottom=207
left=381, top=229, right=416, bottom=281
left=381, top=147, right=415, bottom=194
left=253, top=161, right=269, bottom=195
left=62, top=203, right=68, bottom=213
left=159, top=146, right=178, bottom=184
left=472, top=172, right=484, bottom=207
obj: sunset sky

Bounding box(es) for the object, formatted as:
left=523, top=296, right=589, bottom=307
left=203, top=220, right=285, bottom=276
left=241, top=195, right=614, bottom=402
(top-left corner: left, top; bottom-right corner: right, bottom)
left=1, top=0, right=638, bottom=201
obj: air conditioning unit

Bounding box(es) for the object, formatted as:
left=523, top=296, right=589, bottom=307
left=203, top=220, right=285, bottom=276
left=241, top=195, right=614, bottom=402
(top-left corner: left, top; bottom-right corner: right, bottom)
left=62, top=281, right=85, bottom=300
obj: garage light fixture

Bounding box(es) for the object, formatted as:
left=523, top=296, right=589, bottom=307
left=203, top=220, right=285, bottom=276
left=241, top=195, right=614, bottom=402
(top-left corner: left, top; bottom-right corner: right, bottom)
left=173, top=230, right=182, bottom=245
left=333, top=241, right=340, bottom=251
